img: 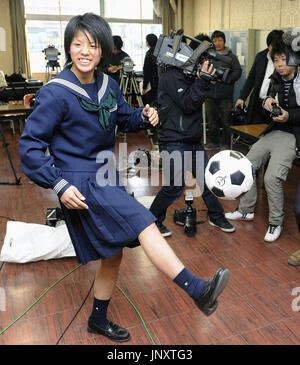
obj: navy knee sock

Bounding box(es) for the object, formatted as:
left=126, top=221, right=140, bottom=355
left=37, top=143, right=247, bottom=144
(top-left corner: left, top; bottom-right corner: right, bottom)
left=173, top=268, right=205, bottom=300
left=90, top=298, right=110, bottom=329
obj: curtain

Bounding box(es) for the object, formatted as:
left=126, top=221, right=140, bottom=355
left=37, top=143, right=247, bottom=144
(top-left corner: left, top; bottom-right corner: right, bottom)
left=9, top=0, right=31, bottom=78
left=161, top=0, right=175, bottom=35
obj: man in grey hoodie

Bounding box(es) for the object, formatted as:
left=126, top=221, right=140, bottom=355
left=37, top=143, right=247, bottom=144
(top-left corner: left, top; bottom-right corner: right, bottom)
left=205, top=30, right=242, bottom=149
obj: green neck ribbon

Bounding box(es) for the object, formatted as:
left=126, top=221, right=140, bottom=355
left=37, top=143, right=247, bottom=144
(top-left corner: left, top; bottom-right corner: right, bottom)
left=79, top=88, right=117, bottom=131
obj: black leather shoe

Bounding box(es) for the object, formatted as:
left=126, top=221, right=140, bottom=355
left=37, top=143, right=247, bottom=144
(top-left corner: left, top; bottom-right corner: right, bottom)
left=195, top=268, right=229, bottom=316
left=87, top=317, right=131, bottom=342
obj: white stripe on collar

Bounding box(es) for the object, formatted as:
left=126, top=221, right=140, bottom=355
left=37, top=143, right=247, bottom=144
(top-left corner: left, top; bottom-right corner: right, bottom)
left=46, top=74, right=110, bottom=103
left=98, top=73, right=109, bottom=103
left=46, top=78, right=91, bottom=100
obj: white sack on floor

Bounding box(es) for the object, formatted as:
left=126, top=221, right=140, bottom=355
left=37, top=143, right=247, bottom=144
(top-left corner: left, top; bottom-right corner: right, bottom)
left=0, top=221, right=76, bottom=263
left=136, top=195, right=156, bottom=209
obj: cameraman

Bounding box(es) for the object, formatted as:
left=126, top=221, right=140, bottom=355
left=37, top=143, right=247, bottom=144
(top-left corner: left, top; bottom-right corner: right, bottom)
left=149, top=60, right=235, bottom=237
left=100, top=35, right=129, bottom=83
left=226, top=40, right=300, bottom=242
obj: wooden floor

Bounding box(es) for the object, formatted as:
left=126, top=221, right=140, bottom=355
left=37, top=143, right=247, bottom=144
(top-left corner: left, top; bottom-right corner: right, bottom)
left=0, top=125, right=299, bottom=346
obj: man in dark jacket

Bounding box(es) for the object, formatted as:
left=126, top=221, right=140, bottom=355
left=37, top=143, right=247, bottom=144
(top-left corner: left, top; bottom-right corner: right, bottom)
left=149, top=60, right=235, bottom=237
left=226, top=41, right=300, bottom=242
left=142, top=33, right=159, bottom=107
left=235, top=30, right=284, bottom=123
left=100, top=35, right=129, bottom=83
left=205, top=30, right=242, bottom=149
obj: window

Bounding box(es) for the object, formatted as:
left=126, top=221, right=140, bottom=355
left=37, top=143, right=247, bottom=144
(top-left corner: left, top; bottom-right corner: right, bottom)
left=105, top=0, right=162, bottom=72
left=104, top=0, right=153, bottom=20
left=109, top=23, right=162, bottom=71
left=25, top=0, right=162, bottom=74
left=26, top=20, right=68, bottom=73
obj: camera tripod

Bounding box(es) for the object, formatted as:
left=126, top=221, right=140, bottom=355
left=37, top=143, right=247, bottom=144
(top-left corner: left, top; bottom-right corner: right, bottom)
left=119, top=70, right=155, bottom=149
left=120, top=71, right=143, bottom=107
left=44, top=60, right=61, bottom=83
left=0, top=121, right=21, bottom=185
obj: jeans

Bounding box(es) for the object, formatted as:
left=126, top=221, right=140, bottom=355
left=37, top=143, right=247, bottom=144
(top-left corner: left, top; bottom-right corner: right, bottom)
left=149, top=142, right=224, bottom=224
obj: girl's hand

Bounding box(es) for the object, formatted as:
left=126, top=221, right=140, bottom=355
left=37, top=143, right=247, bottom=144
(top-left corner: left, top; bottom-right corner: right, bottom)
left=60, top=185, right=88, bottom=209
left=142, top=104, right=159, bottom=126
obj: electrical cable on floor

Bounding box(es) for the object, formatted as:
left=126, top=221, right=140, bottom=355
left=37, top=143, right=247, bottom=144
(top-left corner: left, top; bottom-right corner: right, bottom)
left=0, top=259, right=156, bottom=344
left=55, top=276, right=94, bottom=345
left=116, top=285, right=156, bottom=345
left=0, top=263, right=83, bottom=336
left=0, top=216, right=155, bottom=343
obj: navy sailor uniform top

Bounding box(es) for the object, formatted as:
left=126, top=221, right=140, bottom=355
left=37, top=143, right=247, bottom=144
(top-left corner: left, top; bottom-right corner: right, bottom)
left=19, top=68, right=156, bottom=264
left=19, top=68, right=148, bottom=197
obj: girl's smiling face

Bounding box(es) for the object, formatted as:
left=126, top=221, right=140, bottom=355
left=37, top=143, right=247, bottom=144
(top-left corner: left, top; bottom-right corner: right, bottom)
left=69, top=30, right=102, bottom=83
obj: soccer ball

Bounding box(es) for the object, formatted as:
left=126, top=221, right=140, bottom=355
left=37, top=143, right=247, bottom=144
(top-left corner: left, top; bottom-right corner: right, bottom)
left=205, top=150, right=254, bottom=200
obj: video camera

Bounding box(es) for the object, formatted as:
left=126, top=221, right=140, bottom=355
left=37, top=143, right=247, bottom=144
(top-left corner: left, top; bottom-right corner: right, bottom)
left=173, top=190, right=197, bottom=237
left=231, top=105, right=248, bottom=124
left=282, top=30, right=300, bottom=66
left=270, top=103, right=282, bottom=118
left=43, top=45, right=60, bottom=67
left=121, top=57, right=135, bottom=73
left=153, top=29, right=232, bottom=82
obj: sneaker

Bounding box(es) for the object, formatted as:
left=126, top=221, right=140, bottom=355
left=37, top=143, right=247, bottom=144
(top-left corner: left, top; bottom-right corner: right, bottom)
left=156, top=222, right=172, bottom=237
left=288, top=250, right=300, bottom=266
left=264, top=225, right=282, bottom=242
left=209, top=216, right=235, bottom=233
left=225, top=210, right=254, bottom=221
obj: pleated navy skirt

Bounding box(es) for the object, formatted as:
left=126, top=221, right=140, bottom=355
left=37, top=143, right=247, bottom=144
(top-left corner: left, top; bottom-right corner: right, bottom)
left=60, top=170, right=157, bottom=264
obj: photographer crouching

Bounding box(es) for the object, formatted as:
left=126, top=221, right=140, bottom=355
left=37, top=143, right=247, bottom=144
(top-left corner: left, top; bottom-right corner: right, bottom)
left=149, top=57, right=235, bottom=237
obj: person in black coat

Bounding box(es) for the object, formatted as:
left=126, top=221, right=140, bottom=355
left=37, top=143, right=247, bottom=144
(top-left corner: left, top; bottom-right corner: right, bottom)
left=142, top=33, right=158, bottom=106
left=100, top=35, right=129, bottom=83
left=204, top=30, right=242, bottom=149
left=235, top=29, right=284, bottom=123
left=149, top=60, right=235, bottom=238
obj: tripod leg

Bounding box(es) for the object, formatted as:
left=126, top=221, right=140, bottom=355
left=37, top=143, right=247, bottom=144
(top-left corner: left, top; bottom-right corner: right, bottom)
left=124, top=77, right=130, bottom=103
left=0, top=122, right=21, bottom=185
left=128, top=77, right=133, bottom=106
left=132, top=77, right=143, bottom=107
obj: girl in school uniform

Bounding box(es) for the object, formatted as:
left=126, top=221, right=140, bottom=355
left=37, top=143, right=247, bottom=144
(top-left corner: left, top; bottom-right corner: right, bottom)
left=19, top=13, right=230, bottom=342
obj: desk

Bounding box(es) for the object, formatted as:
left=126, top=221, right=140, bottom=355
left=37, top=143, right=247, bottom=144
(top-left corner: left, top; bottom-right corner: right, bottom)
left=230, top=124, right=267, bottom=150
left=0, top=103, right=33, bottom=115
left=0, top=104, right=33, bottom=185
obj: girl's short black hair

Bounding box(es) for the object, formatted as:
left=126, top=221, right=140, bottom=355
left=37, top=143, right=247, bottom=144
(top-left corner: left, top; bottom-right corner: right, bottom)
left=64, top=13, right=114, bottom=67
